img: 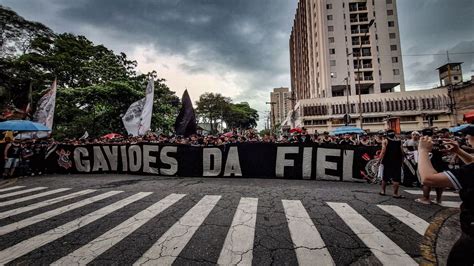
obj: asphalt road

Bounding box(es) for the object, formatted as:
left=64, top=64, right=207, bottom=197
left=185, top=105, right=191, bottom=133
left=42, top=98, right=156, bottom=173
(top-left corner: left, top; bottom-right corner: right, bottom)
left=0, top=175, right=462, bottom=265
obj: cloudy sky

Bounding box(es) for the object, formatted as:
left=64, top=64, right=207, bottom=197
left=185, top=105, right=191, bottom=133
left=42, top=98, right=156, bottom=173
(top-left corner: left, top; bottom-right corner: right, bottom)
left=1, top=0, right=473, bottom=127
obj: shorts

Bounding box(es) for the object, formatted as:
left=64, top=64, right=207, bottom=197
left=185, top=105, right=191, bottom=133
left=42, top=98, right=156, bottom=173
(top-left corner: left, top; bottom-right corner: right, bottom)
left=382, top=164, right=402, bottom=183
left=4, top=158, right=20, bottom=169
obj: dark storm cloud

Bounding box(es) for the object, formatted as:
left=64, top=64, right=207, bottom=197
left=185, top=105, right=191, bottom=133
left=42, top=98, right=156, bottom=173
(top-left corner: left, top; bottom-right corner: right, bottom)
left=54, top=0, right=295, bottom=77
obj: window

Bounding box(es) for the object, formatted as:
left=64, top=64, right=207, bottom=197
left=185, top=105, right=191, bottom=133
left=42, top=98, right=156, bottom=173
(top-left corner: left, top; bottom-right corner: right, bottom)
left=330, top=60, right=336, bottom=66
left=329, top=37, right=335, bottom=43
left=327, top=4, right=332, bottom=9
left=454, top=76, right=459, bottom=80
left=329, top=48, right=336, bottom=54
left=386, top=0, right=393, bottom=4
left=327, top=15, right=333, bottom=20
left=390, top=45, right=397, bottom=51
left=328, top=26, right=334, bottom=31
left=392, top=57, right=398, bottom=63
left=388, top=21, right=395, bottom=27
left=393, top=69, right=400, bottom=75
left=389, top=33, right=396, bottom=39
left=387, top=10, right=394, bottom=16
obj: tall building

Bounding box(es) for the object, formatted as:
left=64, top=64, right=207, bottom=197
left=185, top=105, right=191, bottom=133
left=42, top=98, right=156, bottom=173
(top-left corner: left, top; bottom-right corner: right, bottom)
left=290, top=0, right=405, bottom=101
left=270, top=87, right=290, bottom=128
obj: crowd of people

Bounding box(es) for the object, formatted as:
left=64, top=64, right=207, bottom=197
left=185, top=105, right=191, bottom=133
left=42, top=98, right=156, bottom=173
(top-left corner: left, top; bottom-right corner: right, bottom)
left=1, top=126, right=473, bottom=180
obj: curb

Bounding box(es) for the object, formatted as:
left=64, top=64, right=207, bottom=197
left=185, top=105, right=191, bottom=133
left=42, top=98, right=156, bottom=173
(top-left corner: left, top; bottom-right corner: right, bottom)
left=420, top=208, right=459, bottom=266
left=0, top=178, right=18, bottom=189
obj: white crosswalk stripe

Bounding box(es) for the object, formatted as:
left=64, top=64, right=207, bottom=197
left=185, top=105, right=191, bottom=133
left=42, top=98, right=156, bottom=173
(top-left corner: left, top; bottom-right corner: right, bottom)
left=0, top=191, right=123, bottom=236
left=282, top=200, right=334, bottom=266
left=404, top=190, right=459, bottom=197
left=134, top=195, right=221, bottom=265
left=0, top=188, right=71, bottom=207
left=0, top=192, right=151, bottom=265
left=0, top=186, right=434, bottom=265
left=0, top=189, right=96, bottom=219
left=327, top=202, right=418, bottom=266
left=377, top=205, right=429, bottom=235
left=439, top=201, right=461, bottom=208
left=218, top=197, right=258, bottom=265
left=52, top=193, right=186, bottom=266
left=0, top=187, right=47, bottom=199
left=0, top=186, right=26, bottom=193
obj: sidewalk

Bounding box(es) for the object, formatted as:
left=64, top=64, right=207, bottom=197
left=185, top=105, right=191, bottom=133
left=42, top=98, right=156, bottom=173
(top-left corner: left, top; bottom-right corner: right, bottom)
left=421, top=208, right=461, bottom=265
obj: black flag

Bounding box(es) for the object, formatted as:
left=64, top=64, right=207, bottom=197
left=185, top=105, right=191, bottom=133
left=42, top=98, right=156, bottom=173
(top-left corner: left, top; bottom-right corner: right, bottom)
left=174, top=90, right=197, bottom=137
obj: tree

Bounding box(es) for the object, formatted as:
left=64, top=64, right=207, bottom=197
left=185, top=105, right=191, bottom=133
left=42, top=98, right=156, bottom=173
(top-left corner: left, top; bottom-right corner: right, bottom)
left=195, top=93, right=231, bottom=134
left=223, top=102, right=259, bottom=130
left=0, top=6, right=179, bottom=138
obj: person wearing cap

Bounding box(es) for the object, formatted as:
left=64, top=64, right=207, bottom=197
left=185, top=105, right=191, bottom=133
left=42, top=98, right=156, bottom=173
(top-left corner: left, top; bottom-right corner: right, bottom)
left=378, top=129, right=404, bottom=198
left=418, top=125, right=474, bottom=265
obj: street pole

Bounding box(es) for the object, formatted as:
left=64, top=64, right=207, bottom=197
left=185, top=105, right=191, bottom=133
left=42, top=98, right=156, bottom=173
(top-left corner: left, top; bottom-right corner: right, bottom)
left=358, top=19, right=375, bottom=130
left=345, top=77, right=350, bottom=126
left=266, top=101, right=277, bottom=135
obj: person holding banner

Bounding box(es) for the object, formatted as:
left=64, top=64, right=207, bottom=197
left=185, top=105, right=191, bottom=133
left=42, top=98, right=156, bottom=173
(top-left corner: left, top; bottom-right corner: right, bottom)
left=418, top=125, right=474, bottom=265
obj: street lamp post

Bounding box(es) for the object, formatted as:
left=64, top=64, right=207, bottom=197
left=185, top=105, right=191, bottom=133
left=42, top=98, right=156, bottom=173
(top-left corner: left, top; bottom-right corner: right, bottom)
left=357, top=19, right=375, bottom=129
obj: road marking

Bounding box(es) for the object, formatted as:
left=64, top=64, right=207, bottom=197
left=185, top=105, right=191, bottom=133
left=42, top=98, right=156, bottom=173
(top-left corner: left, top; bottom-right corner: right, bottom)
left=404, top=190, right=459, bottom=197
left=0, top=189, right=96, bottom=219
left=377, top=205, right=429, bottom=235
left=0, top=187, right=47, bottom=199
left=282, top=200, right=334, bottom=266
left=0, top=188, right=71, bottom=207
left=218, top=197, right=258, bottom=265
left=0, top=191, right=123, bottom=236
left=0, top=192, right=151, bottom=265
left=439, top=201, right=461, bottom=208
left=0, top=186, right=26, bottom=193
left=327, top=202, right=417, bottom=266
left=52, top=193, right=186, bottom=266
left=134, top=195, right=221, bottom=266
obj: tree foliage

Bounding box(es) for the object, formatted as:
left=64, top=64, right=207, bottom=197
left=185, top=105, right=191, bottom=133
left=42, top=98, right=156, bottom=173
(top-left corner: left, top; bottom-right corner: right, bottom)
left=196, top=92, right=259, bottom=133
left=0, top=6, right=179, bottom=138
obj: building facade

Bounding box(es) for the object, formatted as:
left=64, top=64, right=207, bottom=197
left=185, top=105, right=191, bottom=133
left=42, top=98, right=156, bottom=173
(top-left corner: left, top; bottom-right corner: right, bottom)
left=270, top=87, right=291, bottom=128
left=290, top=0, right=405, bottom=101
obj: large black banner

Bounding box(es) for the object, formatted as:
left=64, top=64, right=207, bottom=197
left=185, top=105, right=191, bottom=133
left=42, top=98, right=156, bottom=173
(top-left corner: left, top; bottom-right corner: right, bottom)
left=45, top=143, right=381, bottom=181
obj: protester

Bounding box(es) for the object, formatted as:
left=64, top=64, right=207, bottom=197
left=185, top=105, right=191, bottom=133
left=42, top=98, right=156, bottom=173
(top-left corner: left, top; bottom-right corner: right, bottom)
left=418, top=125, right=474, bottom=265
left=2, top=137, right=21, bottom=178
left=378, top=129, right=404, bottom=198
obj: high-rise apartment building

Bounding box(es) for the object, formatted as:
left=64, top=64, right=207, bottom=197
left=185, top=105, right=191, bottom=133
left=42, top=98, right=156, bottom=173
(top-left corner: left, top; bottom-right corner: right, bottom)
left=290, top=0, right=405, bottom=101
left=270, top=87, right=290, bottom=128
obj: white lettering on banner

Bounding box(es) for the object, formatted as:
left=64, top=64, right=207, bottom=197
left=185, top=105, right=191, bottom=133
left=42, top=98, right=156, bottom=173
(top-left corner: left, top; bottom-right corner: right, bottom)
left=203, top=148, right=222, bottom=176
left=121, top=146, right=128, bottom=172
left=316, top=148, right=340, bottom=180
left=160, top=146, right=178, bottom=176
left=143, top=145, right=159, bottom=174
left=92, top=146, right=109, bottom=172
left=343, top=150, right=354, bottom=180
left=275, top=147, right=299, bottom=178
left=223, top=147, right=242, bottom=176
left=302, top=147, right=312, bottom=179
left=128, top=145, right=142, bottom=172
left=74, top=147, right=90, bottom=172
left=103, top=146, right=119, bottom=171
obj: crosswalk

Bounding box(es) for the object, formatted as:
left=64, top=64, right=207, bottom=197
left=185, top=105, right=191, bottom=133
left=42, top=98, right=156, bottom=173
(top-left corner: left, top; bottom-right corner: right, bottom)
left=0, top=186, right=460, bottom=265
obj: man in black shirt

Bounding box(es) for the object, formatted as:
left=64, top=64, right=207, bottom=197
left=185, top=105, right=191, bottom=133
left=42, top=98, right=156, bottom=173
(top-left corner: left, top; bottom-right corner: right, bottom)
left=418, top=125, right=474, bottom=265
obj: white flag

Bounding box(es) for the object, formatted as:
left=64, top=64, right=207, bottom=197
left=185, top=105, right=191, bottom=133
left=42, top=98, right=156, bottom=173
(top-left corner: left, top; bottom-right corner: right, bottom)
left=79, top=131, right=89, bottom=140
left=122, top=80, right=154, bottom=136
left=32, top=79, right=57, bottom=139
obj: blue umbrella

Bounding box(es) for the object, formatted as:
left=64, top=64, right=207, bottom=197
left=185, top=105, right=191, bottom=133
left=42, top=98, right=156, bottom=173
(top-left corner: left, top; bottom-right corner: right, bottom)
left=449, top=124, right=470, bottom=133
left=0, top=120, right=50, bottom=132
left=330, top=126, right=365, bottom=136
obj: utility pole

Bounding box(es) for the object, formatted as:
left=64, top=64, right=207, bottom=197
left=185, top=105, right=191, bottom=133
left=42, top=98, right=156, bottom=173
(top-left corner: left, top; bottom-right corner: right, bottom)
left=357, top=19, right=375, bottom=129
left=345, top=77, right=350, bottom=126
left=266, top=101, right=277, bottom=134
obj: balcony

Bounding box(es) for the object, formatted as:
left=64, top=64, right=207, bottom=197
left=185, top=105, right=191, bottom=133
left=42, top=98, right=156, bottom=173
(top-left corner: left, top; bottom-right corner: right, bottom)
left=355, top=64, right=373, bottom=69
left=352, top=52, right=372, bottom=57
left=350, top=6, right=368, bottom=12
left=351, top=29, right=360, bottom=34
left=355, top=76, right=374, bottom=81
left=352, top=41, right=360, bottom=45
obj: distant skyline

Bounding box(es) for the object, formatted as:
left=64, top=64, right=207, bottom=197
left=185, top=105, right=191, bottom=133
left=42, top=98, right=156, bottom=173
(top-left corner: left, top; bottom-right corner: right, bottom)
left=1, top=0, right=473, bottom=128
